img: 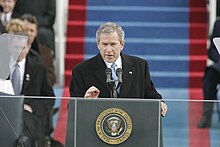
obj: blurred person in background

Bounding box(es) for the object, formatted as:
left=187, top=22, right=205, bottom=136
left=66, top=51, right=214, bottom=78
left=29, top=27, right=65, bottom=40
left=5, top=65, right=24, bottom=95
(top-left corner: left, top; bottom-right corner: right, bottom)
left=19, top=14, right=56, bottom=86
left=13, top=0, right=56, bottom=57
left=198, top=19, right=220, bottom=128
left=0, top=0, right=18, bottom=33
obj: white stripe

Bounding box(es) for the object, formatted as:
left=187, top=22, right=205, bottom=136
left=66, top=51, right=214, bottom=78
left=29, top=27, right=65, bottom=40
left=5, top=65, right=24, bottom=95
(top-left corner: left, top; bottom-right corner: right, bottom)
left=150, top=72, right=188, bottom=77
left=86, top=21, right=189, bottom=28
left=87, top=6, right=189, bottom=12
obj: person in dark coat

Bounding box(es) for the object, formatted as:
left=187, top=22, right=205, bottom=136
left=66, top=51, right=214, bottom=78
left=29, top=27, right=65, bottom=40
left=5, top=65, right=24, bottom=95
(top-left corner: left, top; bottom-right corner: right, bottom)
left=0, top=0, right=18, bottom=33
left=69, top=22, right=167, bottom=116
left=19, top=14, right=56, bottom=86
left=69, top=22, right=167, bottom=147
left=198, top=19, right=220, bottom=128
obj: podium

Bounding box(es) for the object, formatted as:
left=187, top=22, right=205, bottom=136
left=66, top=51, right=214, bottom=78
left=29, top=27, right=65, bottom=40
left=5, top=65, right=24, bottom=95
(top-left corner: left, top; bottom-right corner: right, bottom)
left=65, top=98, right=163, bottom=147
left=0, top=93, right=23, bottom=147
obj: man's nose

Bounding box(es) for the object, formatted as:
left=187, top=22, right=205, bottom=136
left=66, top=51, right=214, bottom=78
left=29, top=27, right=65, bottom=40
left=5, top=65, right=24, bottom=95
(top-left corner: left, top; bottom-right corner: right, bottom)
left=106, top=46, right=113, bottom=51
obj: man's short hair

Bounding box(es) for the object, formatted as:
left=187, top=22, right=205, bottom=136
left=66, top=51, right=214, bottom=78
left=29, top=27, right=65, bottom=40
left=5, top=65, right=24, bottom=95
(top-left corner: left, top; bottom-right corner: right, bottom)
left=19, top=14, right=38, bottom=27
left=96, top=22, right=125, bottom=44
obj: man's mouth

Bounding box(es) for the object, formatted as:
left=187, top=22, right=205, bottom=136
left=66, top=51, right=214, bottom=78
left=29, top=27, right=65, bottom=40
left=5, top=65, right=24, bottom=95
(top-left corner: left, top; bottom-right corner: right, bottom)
left=106, top=54, right=113, bottom=57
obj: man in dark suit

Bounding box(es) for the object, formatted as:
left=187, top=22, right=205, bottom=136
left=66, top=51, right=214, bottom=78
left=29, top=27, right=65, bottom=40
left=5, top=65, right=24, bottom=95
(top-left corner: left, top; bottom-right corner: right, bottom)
left=69, top=22, right=167, bottom=116
left=0, top=0, right=16, bottom=33
left=19, top=14, right=56, bottom=87
left=198, top=19, right=220, bottom=128
left=6, top=18, right=55, bottom=147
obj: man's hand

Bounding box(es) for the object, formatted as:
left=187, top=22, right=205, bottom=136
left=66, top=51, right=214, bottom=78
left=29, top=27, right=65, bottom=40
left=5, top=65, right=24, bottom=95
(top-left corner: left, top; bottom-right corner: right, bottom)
left=161, top=102, right=167, bottom=117
left=84, top=86, right=100, bottom=98
left=24, top=104, right=33, bottom=113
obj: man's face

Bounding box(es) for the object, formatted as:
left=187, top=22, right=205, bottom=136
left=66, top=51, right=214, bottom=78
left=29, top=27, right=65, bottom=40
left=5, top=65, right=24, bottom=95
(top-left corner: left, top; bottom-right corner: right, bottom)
left=23, top=20, right=37, bottom=45
left=97, top=32, right=124, bottom=63
left=17, top=43, right=29, bottom=61
left=7, top=33, right=29, bottom=62
left=0, top=0, right=16, bottom=13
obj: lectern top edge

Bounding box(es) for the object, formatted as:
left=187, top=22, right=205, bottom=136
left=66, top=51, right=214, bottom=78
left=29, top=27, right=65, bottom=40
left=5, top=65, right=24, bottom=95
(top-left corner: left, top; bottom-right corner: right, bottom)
left=70, top=97, right=162, bottom=102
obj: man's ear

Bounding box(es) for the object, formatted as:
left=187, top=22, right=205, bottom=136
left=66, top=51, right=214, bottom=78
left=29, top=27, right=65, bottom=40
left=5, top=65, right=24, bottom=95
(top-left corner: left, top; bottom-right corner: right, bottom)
left=97, top=43, right=100, bottom=50
left=120, top=41, right=125, bottom=50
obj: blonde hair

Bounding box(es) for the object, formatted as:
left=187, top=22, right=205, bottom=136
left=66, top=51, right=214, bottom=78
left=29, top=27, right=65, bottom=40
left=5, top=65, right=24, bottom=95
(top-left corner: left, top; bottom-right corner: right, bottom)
left=5, top=18, right=28, bottom=35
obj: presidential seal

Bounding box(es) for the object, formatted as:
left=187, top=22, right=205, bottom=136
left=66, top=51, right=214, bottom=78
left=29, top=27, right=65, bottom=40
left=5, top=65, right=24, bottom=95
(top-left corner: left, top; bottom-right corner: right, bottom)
left=95, top=108, right=132, bottom=145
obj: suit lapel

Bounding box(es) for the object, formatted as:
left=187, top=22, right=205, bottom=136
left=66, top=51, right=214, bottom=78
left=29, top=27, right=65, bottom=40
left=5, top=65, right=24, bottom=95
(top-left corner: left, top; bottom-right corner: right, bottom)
left=21, top=58, right=33, bottom=94
left=119, top=54, right=135, bottom=97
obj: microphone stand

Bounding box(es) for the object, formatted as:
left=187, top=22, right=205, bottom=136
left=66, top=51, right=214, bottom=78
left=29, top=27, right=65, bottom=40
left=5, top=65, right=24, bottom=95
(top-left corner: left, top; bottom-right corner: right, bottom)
left=112, top=82, right=118, bottom=98
left=107, top=80, right=118, bottom=98
left=105, top=68, right=122, bottom=98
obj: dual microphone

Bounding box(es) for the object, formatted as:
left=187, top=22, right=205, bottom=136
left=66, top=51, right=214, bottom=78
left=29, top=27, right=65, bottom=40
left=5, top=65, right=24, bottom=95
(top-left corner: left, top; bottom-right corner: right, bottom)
left=105, top=68, right=123, bottom=84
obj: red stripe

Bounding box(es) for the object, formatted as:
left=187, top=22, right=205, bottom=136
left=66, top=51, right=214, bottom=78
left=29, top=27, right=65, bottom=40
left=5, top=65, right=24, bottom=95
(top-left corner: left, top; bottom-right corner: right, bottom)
left=189, top=89, right=210, bottom=147
left=65, top=0, right=86, bottom=85
left=189, top=1, right=209, bottom=147
left=69, top=5, right=87, bottom=10
left=53, top=87, right=70, bottom=144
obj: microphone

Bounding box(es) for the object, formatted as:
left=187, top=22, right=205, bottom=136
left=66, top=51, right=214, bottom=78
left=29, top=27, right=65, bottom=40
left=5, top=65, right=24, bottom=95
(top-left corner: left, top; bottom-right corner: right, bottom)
left=116, top=68, right=122, bottom=83
left=105, top=68, right=112, bottom=84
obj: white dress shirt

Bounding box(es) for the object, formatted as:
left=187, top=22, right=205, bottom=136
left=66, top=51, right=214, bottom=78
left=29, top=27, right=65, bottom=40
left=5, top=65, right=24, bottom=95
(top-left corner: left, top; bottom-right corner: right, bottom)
left=1, top=12, right=12, bottom=26
left=104, top=55, right=122, bottom=70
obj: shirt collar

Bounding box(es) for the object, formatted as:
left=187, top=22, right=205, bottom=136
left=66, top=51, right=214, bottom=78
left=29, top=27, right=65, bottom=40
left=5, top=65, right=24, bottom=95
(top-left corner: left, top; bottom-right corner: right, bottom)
left=18, top=58, right=26, bottom=70
left=104, top=55, right=122, bottom=69
left=2, top=12, right=12, bottom=20
left=10, top=57, right=26, bottom=69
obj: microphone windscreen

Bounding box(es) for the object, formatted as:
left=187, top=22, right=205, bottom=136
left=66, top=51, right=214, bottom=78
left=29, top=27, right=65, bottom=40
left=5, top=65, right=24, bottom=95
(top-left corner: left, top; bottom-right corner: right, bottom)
left=105, top=68, right=112, bottom=74
left=116, top=68, right=122, bottom=83
left=116, top=68, right=122, bottom=75
left=105, top=68, right=112, bottom=84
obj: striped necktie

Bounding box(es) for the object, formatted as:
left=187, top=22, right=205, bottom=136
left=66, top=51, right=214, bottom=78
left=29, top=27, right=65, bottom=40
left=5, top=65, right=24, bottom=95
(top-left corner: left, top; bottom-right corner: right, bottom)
left=111, top=62, right=118, bottom=82
left=111, top=62, right=120, bottom=96
left=2, top=13, right=7, bottom=26
left=11, top=63, right=20, bottom=95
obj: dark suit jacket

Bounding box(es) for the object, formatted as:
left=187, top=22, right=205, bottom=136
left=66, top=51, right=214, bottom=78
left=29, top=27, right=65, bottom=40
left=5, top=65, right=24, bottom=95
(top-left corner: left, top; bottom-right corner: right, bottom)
left=20, top=56, right=55, bottom=145
left=28, top=40, right=56, bottom=86
left=21, top=56, right=55, bottom=115
left=70, top=53, right=162, bottom=99
left=208, top=19, right=220, bottom=73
